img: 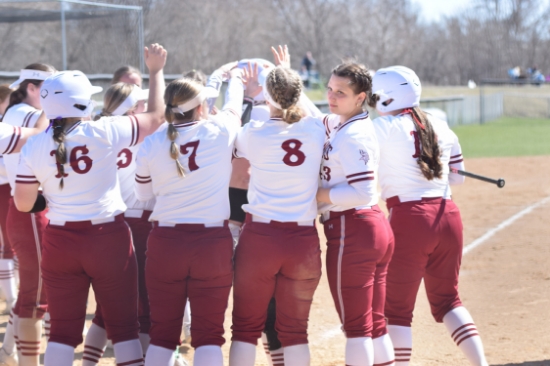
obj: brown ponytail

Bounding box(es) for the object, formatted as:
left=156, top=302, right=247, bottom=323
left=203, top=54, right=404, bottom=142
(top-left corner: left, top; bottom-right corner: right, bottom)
left=407, top=107, right=442, bottom=180
left=266, top=67, right=304, bottom=124
left=94, top=83, right=135, bottom=121
left=3, top=63, right=56, bottom=119
left=163, top=78, right=203, bottom=177
left=52, top=119, right=69, bottom=189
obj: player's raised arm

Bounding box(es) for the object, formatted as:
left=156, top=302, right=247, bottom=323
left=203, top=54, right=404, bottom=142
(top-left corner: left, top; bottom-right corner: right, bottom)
left=134, top=43, right=167, bottom=144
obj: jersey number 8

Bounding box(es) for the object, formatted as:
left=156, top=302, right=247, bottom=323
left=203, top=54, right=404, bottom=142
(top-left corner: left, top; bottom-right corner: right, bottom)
left=281, top=139, right=306, bottom=167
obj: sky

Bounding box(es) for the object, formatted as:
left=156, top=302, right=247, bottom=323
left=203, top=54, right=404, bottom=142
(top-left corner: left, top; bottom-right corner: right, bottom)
left=412, top=0, right=473, bottom=22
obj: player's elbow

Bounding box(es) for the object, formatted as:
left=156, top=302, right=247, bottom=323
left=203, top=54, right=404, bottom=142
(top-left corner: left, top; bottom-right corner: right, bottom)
left=449, top=175, right=466, bottom=186
left=14, top=190, right=38, bottom=212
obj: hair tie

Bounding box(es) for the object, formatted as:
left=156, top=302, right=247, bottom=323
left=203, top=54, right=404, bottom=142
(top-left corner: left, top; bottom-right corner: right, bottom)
left=402, top=108, right=425, bottom=130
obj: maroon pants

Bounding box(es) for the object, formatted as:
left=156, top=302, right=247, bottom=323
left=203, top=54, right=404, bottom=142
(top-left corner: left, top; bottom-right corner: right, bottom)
left=41, top=215, right=139, bottom=347
left=146, top=223, right=233, bottom=350
left=323, top=206, right=394, bottom=339
left=6, top=198, right=48, bottom=319
left=93, top=211, right=152, bottom=334
left=385, top=197, right=463, bottom=326
left=232, top=215, right=322, bottom=347
left=0, top=184, right=14, bottom=259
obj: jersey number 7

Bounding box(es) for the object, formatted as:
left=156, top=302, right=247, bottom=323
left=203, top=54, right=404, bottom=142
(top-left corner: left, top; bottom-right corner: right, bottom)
left=180, top=140, right=200, bottom=171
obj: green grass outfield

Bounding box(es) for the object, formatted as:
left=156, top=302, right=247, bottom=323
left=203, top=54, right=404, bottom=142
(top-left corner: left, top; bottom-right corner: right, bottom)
left=452, top=117, right=550, bottom=158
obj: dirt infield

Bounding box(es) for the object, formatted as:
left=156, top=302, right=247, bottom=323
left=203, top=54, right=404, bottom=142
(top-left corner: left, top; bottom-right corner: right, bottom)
left=1, top=155, right=548, bottom=365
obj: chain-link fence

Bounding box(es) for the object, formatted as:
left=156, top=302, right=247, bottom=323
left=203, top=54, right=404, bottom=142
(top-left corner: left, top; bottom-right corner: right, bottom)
left=0, top=0, right=144, bottom=74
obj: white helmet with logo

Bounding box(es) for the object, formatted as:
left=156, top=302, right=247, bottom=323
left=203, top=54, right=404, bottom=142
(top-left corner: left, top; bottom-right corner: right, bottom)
left=372, top=66, right=421, bottom=113
left=40, top=70, right=103, bottom=119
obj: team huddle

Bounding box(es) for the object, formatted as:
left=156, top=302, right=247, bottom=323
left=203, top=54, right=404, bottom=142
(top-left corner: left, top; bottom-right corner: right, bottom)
left=0, top=43, right=489, bottom=366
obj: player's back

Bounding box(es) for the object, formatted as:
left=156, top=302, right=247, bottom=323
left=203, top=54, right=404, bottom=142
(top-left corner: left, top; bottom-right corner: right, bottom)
left=235, top=116, right=326, bottom=222
left=373, top=113, right=459, bottom=201
left=17, top=117, right=137, bottom=222
left=137, top=117, right=238, bottom=224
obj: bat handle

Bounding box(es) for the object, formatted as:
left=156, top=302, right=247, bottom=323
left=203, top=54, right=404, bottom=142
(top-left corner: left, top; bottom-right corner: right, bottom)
left=497, top=179, right=505, bottom=188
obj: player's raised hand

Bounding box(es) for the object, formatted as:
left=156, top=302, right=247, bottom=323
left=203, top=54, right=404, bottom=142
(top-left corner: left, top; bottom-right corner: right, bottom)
left=271, top=45, right=290, bottom=68
left=217, top=61, right=239, bottom=80
left=145, top=43, right=167, bottom=73
left=243, top=62, right=262, bottom=99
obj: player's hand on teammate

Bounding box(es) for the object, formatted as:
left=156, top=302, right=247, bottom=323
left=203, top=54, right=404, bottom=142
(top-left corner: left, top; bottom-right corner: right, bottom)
left=218, top=61, right=239, bottom=80
left=243, top=62, right=262, bottom=99
left=271, top=45, right=290, bottom=69
left=144, top=43, right=167, bottom=73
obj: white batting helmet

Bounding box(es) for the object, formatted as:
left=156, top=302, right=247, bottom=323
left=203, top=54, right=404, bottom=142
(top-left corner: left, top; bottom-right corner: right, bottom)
left=372, top=66, right=421, bottom=113
left=237, top=58, right=275, bottom=102
left=40, top=70, right=103, bottom=119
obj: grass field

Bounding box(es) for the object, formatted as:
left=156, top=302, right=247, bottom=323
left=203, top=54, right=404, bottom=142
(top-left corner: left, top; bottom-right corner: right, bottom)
left=453, top=117, right=550, bottom=158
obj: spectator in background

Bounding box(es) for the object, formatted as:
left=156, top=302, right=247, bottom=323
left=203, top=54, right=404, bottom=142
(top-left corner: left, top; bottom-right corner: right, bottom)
left=301, top=52, right=315, bottom=88
left=112, top=65, right=143, bottom=87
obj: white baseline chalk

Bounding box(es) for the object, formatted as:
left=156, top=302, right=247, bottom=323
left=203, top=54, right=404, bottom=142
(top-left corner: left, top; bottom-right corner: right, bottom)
left=463, top=195, right=550, bottom=255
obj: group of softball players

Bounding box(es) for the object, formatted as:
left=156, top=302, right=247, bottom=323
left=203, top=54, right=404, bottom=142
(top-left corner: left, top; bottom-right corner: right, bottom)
left=0, top=40, right=490, bottom=366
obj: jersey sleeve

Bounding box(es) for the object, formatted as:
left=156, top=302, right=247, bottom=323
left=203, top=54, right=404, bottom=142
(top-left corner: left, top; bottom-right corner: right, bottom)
left=205, top=69, right=224, bottom=112
left=27, top=110, right=41, bottom=128
left=233, top=123, right=250, bottom=159
left=15, top=139, right=39, bottom=185
left=222, top=75, right=244, bottom=121
left=448, top=130, right=465, bottom=186
left=103, top=115, right=141, bottom=151
left=0, top=124, right=22, bottom=155
left=134, top=138, right=154, bottom=201
left=329, top=132, right=378, bottom=206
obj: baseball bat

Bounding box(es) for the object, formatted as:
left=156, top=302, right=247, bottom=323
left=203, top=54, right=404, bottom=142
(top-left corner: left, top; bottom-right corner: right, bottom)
left=450, top=167, right=505, bottom=188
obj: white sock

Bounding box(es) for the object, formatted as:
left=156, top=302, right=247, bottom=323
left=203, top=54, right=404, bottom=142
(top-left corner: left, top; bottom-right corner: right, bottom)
left=82, top=323, right=108, bottom=366
left=443, top=307, right=488, bottom=366
left=17, top=318, right=42, bottom=366
left=388, top=325, right=412, bottom=366
left=43, top=312, right=51, bottom=340
left=12, top=257, right=19, bottom=288
left=345, top=337, right=373, bottom=366
left=144, top=344, right=174, bottom=366
left=194, top=345, right=223, bottom=366
left=2, top=311, right=17, bottom=355
left=373, top=334, right=395, bottom=366
left=113, top=339, right=143, bottom=366
left=229, top=341, right=256, bottom=366
left=139, top=333, right=150, bottom=357
left=284, top=344, right=310, bottom=366
left=44, top=342, right=74, bottom=366
left=0, top=259, right=17, bottom=305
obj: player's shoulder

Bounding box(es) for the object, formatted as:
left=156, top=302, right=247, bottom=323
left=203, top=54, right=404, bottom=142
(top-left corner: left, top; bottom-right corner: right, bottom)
left=250, top=104, right=270, bottom=122
left=372, top=113, right=404, bottom=128
left=21, top=128, right=52, bottom=155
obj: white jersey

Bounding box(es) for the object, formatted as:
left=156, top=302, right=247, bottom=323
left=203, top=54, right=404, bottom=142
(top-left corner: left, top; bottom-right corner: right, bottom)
left=134, top=76, right=244, bottom=224
left=318, top=112, right=380, bottom=214
left=373, top=113, right=465, bottom=202
left=17, top=116, right=141, bottom=222
left=2, top=103, right=41, bottom=195
left=235, top=116, right=326, bottom=222
left=250, top=103, right=270, bottom=122
left=117, top=142, right=156, bottom=211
